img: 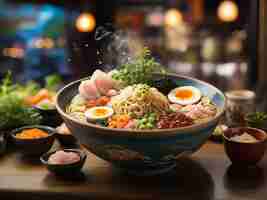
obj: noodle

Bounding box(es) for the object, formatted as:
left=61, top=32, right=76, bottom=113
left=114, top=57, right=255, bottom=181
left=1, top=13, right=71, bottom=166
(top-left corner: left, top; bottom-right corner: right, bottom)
left=111, top=84, right=169, bottom=118
left=65, top=79, right=218, bottom=130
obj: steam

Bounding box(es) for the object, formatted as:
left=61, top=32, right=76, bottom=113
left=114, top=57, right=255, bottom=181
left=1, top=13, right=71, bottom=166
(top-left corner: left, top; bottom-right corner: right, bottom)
left=95, top=25, right=143, bottom=71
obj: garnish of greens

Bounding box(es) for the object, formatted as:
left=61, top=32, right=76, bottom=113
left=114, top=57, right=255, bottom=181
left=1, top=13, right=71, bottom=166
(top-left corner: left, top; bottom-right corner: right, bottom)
left=0, top=71, right=42, bottom=130
left=137, top=113, right=157, bottom=129
left=112, top=47, right=166, bottom=86
left=36, top=100, right=55, bottom=110
left=245, top=112, right=267, bottom=127
left=45, top=74, right=62, bottom=91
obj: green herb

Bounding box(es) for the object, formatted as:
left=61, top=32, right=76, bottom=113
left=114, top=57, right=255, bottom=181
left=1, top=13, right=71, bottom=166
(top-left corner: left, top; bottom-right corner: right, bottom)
left=0, top=71, right=14, bottom=95
left=37, top=101, right=55, bottom=110
left=16, top=81, right=40, bottom=99
left=246, top=112, right=267, bottom=128
left=45, top=74, right=62, bottom=91
left=247, top=112, right=267, bottom=121
left=112, top=47, right=166, bottom=86
left=0, top=72, right=42, bottom=130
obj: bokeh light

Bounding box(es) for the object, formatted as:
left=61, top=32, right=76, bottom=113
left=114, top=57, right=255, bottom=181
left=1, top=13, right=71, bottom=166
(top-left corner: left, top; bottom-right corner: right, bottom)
left=217, top=0, right=239, bottom=22
left=76, top=13, right=96, bottom=32
left=164, top=9, right=183, bottom=28
left=3, top=48, right=24, bottom=58
left=33, top=38, right=55, bottom=49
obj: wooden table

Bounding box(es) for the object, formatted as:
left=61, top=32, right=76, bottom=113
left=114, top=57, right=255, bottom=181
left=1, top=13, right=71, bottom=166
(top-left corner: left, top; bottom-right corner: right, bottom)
left=0, top=141, right=266, bottom=200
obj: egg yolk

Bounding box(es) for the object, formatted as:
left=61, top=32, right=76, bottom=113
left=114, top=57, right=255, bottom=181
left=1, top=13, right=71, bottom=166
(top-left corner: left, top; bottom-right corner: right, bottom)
left=175, top=89, right=193, bottom=99
left=94, top=108, right=109, bottom=117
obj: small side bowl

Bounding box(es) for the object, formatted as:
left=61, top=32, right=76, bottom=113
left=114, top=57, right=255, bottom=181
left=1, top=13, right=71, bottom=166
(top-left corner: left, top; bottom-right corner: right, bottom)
left=223, top=127, right=267, bottom=165
left=10, top=125, right=56, bottom=156
left=40, top=149, right=87, bottom=175
left=55, top=123, right=78, bottom=147
left=33, top=106, right=63, bottom=127
left=56, top=133, right=77, bottom=147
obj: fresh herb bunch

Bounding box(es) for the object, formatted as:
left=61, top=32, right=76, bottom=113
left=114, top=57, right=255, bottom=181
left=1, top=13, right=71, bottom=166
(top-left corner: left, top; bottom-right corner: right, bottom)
left=246, top=112, right=267, bottom=128
left=0, top=71, right=15, bottom=95
left=45, top=74, right=62, bottom=91
left=112, top=47, right=166, bottom=86
left=0, top=72, right=42, bottom=130
left=16, top=81, right=40, bottom=99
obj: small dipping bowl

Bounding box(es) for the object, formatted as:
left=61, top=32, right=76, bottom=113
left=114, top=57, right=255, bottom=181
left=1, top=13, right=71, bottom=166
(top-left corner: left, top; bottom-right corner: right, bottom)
left=55, top=123, right=77, bottom=147
left=223, top=127, right=267, bottom=165
left=56, top=133, right=77, bottom=147
left=10, top=125, right=56, bottom=156
left=40, top=149, right=87, bottom=175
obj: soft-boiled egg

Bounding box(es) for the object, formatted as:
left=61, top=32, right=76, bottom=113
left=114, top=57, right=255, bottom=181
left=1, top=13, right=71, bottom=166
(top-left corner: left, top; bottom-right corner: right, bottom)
left=85, top=106, right=114, bottom=121
left=168, top=86, right=202, bottom=105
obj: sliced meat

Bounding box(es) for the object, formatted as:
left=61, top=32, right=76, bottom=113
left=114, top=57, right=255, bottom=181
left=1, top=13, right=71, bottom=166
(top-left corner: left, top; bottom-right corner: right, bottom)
left=79, top=79, right=100, bottom=100
left=91, top=70, right=115, bottom=95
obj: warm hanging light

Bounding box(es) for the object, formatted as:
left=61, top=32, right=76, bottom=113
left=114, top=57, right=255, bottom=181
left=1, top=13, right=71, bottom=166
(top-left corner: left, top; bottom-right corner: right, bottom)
left=164, top=8, right=183, bottom=28
left=76, top=13, right=96, bottom=32
left=217, top=0, right=239, bottom=22
left=33, top=38, right=54, bottom=49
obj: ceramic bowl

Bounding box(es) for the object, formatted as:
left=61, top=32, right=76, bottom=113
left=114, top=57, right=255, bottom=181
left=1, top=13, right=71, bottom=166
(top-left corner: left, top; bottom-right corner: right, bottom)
left=56, top=73, right=226, bottom=175
left=56, top=132, right=78, bottom=147
left=40, top=149, right=87, bottom=175
left=10, top=125, right=56, bottom=156
left=223, top=127, right=267, bottom=165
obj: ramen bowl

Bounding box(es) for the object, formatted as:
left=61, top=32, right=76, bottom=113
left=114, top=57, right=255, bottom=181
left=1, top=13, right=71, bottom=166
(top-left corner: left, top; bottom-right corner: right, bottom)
left=56, top=73, right=225, bottom=175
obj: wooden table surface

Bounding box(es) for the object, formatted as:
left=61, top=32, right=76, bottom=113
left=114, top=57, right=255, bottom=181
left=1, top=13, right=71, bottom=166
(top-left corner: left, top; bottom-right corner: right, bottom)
left=0, top=141, right=266, bottom=200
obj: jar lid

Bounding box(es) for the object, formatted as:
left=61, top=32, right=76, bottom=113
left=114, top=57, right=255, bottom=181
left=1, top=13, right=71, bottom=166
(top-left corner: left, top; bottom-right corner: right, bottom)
left=225, top=90, right=255, bottom=100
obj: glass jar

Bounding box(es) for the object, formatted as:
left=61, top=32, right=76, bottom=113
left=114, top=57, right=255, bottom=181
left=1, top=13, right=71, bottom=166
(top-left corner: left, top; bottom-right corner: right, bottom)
left=225, top=90, right=256, bottom=127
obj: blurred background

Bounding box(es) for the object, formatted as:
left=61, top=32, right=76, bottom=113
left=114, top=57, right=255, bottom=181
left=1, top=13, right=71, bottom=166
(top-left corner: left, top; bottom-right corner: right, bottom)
left=0, top=0, right=258, bottom=91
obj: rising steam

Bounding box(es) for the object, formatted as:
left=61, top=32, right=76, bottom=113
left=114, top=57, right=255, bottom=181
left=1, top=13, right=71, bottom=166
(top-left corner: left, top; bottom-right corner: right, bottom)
left=95, top=25, right=144, bottom=71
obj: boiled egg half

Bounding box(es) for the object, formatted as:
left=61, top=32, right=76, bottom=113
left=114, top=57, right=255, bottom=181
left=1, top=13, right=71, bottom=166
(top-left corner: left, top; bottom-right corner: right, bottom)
left=168, top=86, right=202, bottom=105
left=85, top=106, right=114, bottom=121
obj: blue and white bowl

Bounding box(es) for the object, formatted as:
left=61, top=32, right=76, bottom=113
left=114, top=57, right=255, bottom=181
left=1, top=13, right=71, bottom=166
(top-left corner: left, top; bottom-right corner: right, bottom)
left=56, top=73, right=226, bottom=175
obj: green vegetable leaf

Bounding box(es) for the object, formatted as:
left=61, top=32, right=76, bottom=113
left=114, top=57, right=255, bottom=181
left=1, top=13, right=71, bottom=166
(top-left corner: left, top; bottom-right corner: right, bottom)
left=112, top=47, right=166, bottom=86
left=0, top=93, right=42, bottom=130
left=0, top=70, right=14, bottom=95
left=246, top=112, right=267, bottom=123
left=45, top=74, right=62, bottom=91
left=0, top=71, right=42, bottom=130
left=16, top=81, right=40, bottom=99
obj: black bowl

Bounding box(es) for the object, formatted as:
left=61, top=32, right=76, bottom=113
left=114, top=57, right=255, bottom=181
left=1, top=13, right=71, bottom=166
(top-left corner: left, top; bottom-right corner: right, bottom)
left=33, top=106, right=63, bottom=127
left=56, top=133, right=78, bottom=147
left=55, top=123, right=78, bottom=147
left=40, top=149, right=87, bottom=175
left=10, top=125, right=56, bottom=156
